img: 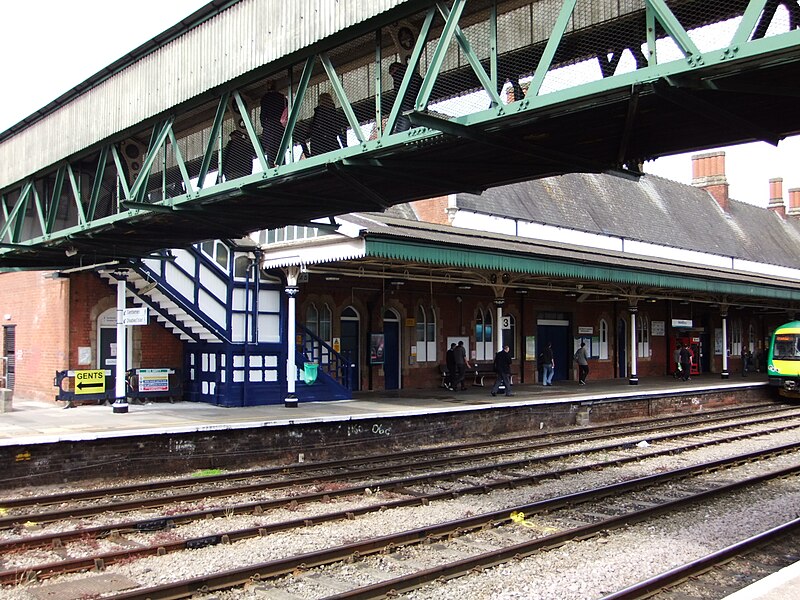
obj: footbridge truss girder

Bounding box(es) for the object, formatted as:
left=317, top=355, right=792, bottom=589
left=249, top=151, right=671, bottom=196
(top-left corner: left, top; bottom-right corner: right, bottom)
left=2, top=0, right=800, bottom=269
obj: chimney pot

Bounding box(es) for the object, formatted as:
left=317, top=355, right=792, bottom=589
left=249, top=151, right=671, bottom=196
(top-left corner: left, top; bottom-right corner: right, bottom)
left=691, top=152, right=729, bottom=211
left=768, top=177, right=786, bottom=218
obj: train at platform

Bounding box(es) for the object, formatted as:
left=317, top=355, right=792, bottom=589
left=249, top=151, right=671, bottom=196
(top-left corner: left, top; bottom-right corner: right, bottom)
left=767, top=321, right=800, bottom=399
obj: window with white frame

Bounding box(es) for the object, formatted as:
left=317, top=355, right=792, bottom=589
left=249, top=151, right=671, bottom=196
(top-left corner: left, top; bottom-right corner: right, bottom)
left=731, top=319, right=742, bottom=356
left=475, top=307, right=494, bottom=361
left=748, top=323, right=755, bottom=352
left=199, top=240, right=229, bottom=271
left=599, top=319, right=609, bottom=359
left=415, top=306, right=437, bottom=363
left=637, top=315, right=650, bottom=358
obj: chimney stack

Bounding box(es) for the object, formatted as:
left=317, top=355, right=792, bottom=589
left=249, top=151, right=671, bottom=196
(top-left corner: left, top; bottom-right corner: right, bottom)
left=788, top=188, right=800, bottom=217
left=768, top=177, right=786, bottom=219
left=691, top=151, right=729, bottom=211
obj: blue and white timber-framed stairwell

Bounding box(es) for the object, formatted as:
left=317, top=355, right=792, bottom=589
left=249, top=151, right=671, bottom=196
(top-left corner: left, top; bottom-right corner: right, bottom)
left=100, top=240, right=352, bottom=406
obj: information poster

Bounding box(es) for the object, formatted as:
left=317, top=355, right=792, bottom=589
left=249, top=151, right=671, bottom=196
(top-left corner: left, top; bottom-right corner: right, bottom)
left=370, top=333, right=385, bottom=364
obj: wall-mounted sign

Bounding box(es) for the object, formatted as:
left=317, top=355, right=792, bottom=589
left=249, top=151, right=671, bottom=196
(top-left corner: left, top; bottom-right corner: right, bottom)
left=123, top=307, right=149, bottom=326
left=672, top=319, right=693, bottom=328
left=651, top=321, right=665, bottom=336
left=578, top=326, right=593, bottom=335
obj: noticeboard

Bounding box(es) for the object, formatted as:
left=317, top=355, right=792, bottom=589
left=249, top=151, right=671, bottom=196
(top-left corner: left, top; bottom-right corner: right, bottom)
left=138, top=368, right=170, bottom=393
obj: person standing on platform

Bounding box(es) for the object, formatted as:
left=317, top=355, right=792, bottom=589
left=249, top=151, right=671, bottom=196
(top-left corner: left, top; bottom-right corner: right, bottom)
left=679, top=342, right=692, bottom=381
left=260, top=81, right=288, bottom=168
left=574, top=341, right=589, bottom=385
left=490, top=345, right=514, bottom=397
left=542, top=342, right=555, bottom=386
left=673, top=343, right=682, bottom=378
left=741, top=346, right=749, bottom=377
left=454, top=340, right=470, bottom=391
left=445, top=342, right=456, bottom=390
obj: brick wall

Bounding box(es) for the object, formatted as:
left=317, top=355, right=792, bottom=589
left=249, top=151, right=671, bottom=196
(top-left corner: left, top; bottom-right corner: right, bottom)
left=0, top=272, right=184, bottom=403
left=0, top=272, right=70, bottom=402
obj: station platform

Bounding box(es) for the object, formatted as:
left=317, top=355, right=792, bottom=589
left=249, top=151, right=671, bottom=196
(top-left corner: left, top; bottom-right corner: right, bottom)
left=723, top=559, right=800, bottom=600
left=0, top=375, right=769, bottom=447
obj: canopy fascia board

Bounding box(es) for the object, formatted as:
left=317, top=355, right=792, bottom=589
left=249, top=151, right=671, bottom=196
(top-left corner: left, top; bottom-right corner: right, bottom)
left=364, top=238, right=800, bottom=302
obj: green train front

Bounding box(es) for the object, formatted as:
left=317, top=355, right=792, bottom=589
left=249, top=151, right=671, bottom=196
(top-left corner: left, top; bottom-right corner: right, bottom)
left=768, top=321, right=800, bottom=399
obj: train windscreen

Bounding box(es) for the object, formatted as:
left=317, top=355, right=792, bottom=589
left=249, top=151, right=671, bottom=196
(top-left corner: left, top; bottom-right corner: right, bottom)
left=773, top=333, right=800, bottom=361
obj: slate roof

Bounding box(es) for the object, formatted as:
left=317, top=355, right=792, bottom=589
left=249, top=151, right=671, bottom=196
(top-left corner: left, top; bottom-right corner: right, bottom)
left=453, top=173, right=800, bottom=270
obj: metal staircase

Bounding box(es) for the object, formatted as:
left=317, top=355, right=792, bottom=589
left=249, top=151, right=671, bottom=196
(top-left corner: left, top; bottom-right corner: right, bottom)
left=98, top=244, right=353, bottom=405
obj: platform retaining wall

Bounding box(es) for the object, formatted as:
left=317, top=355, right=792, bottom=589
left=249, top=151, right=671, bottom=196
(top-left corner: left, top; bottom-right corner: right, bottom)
left=1, top=387, right=773, bottom=488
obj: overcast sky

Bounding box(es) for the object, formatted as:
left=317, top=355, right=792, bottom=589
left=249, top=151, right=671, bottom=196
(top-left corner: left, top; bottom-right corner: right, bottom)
left=1, top=0, right=797, bottom=207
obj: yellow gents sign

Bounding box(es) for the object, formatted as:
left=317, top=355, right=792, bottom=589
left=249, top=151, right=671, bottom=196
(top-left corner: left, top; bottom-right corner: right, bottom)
left=75, top=370, right=106, bottom=395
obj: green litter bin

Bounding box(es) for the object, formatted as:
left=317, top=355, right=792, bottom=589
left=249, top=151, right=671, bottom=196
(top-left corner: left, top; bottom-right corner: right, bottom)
left=303, top=362, right=319, bottom=385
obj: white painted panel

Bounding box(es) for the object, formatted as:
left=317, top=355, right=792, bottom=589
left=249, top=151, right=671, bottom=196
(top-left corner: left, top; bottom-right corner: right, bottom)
left=258, top=314, right=281, bottom=343
left=249, top=370, right=264, bottom=382
left=265, top=370, right=278, bottom=382
left=231, top=313, right=246, bottom=343
left=259, top=289, right=281, bottom=312
left=233, top=354, right=245, bottom=367
left=166, top=261, right=195, bottom=301
left=198, top=289, right=227, bottom=328
left=200, top=265, right=228, bottom=302
left=233, top=370, right=245, bottom=382
left=232, top=287, right=248, bottom=310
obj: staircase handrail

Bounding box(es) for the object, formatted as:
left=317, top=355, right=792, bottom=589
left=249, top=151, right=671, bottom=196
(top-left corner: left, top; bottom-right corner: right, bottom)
left=297, top=325, right=352, bottom=389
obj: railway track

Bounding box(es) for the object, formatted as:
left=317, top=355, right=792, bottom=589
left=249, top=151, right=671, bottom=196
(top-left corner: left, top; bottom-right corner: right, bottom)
left=603, top=519, right=800, bottom=599
left=18, top=447, right=798, bottom=600
left=2, top=406, right=799, bottom=598
left=2, top=403, right=795, bottom=526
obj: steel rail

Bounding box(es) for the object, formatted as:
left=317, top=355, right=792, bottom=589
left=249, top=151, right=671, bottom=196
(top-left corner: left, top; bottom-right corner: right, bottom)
left=2, top=405, right=796, bottom=529
left=600, top=518, right=800, bottom=600
left=1, top=402, right=780, bottom=509
left=91, top=463, right=800, bottom=599
left=2, top=414, right=798, bottom=555
left=3, top=437, right=799, bottom=586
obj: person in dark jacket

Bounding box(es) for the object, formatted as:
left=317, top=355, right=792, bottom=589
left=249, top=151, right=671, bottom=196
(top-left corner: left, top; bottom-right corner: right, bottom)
left=679, top=343, right=692, bottom=381
left=259, top=81, right=288, bottom=168
left=490, top=345, right=514, bottom=397
left=453, top=340, right=470, bottom=391
left=445, top=342, right=456, bottom=390
left=388, top=62, right=422, bottom=133
left=302, top=93, right=346, bottom=157
left=221, top=130, right=256, bottom=181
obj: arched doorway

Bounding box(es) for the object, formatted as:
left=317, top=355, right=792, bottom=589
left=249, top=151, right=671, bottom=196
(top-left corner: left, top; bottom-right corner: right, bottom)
left=340, top=306, right=360, bottom=390
left=97, top=308, right=132, bottom=370
left=383, top=309, right=401, bottom=390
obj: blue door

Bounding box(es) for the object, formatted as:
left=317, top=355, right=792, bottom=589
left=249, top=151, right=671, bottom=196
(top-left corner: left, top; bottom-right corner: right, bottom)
left=537, top=322, right=570, bottom=382
left=340, top=308, right=360, bottom=391
left=383, top=311, right=400, bottom=390
left=617, top=319, right=627, bottom=378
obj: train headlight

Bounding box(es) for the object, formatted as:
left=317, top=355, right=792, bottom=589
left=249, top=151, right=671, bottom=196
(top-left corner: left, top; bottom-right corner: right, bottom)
left=768, top=365, right=779, bottom=374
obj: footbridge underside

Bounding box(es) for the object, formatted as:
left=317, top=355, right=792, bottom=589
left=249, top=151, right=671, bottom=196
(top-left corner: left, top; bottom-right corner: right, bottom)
left=2, top=0, right=800, bottom=269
